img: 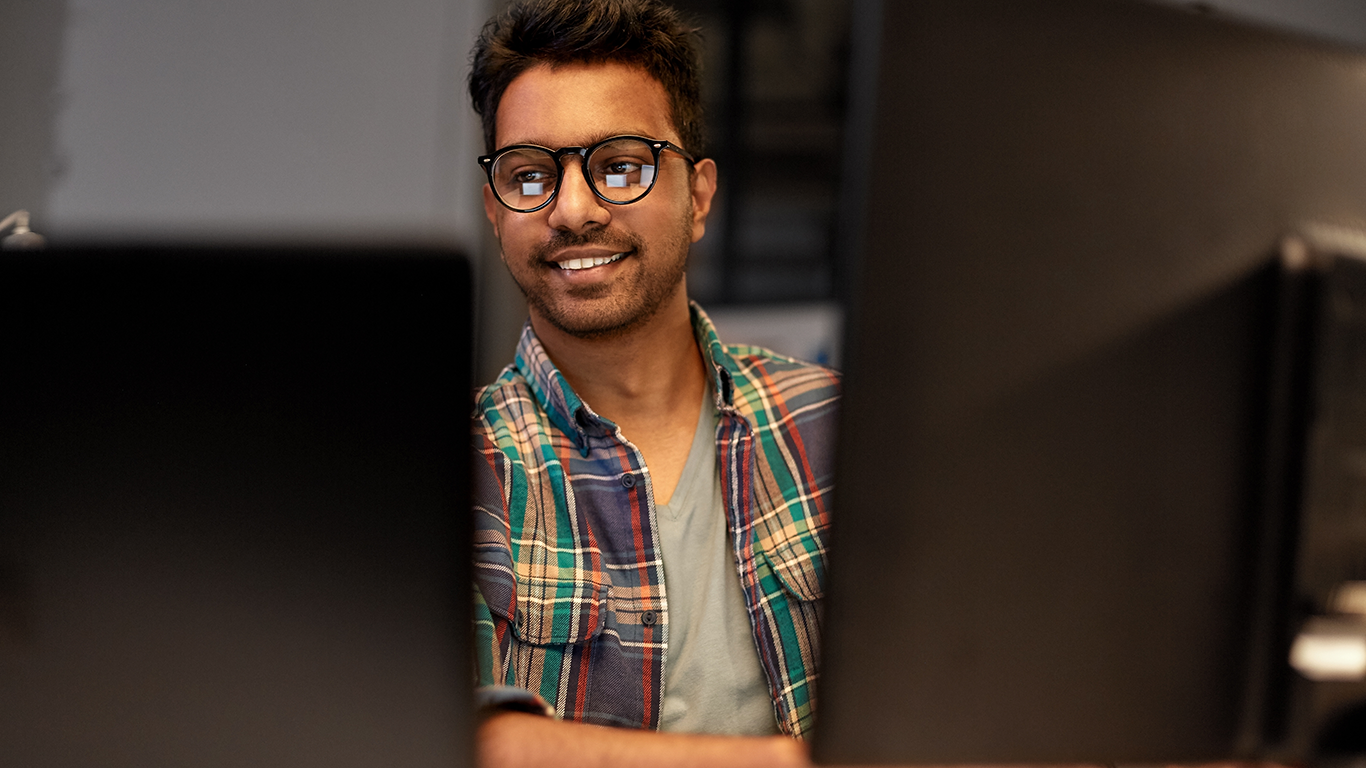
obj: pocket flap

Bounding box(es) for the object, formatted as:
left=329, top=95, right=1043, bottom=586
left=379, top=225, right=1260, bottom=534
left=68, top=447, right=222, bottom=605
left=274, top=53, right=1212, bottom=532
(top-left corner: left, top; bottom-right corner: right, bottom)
left=506, top=572, right=609, bottom=646
left=761, top=532, right=826, bottom=602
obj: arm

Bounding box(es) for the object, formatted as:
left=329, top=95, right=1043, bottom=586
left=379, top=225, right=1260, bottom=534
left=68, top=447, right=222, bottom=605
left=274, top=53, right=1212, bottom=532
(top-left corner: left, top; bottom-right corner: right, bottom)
left=476, top=711, right=810, bottom=768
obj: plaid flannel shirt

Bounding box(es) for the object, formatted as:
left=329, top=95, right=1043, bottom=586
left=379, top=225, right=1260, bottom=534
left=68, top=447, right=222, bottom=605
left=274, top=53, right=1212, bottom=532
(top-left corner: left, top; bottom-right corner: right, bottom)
left=470, top=303, right=840, bottom=737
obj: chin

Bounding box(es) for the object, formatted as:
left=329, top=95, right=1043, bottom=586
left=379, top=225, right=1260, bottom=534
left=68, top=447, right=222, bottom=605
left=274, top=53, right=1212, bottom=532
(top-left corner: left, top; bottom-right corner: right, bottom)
left=537, top=296, right=668, bottom=341
left=542, top=310, right=645, bottom=340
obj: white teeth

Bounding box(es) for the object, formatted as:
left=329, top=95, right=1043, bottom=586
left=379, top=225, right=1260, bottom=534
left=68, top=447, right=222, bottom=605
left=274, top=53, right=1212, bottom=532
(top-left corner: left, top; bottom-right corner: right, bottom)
left=557, top=252, right=627, bottom=270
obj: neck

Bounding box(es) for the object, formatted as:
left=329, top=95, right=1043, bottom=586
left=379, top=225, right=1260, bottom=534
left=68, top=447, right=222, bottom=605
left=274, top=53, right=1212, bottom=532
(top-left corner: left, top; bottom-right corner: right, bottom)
left=530, top=285, right=706, bottom=428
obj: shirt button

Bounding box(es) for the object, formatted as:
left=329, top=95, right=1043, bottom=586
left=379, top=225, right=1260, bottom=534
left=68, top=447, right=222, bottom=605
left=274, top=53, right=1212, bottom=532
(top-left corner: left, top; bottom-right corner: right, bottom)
left=620, top=473, right=636, bottom=489
left=641, top=609, right=658, bottom=626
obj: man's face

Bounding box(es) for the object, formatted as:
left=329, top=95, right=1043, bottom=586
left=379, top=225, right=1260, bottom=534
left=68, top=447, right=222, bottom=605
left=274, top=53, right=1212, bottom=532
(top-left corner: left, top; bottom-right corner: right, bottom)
left=483, top=62, right=717, bottom=340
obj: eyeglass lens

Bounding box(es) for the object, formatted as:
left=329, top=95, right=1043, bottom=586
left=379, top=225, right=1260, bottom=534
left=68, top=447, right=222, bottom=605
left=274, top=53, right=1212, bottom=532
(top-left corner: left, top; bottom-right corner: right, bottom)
left=490, top=138, right=658, bottom=211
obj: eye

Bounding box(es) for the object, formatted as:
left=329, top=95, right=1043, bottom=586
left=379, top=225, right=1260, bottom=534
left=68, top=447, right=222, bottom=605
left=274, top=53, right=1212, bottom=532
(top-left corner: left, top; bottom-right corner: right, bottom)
left=602, top=159, right=643, bottom=175
left=492, top=148, right=558, bottom=189
left=510, top=167, right=555, bottom=183
left=591, top=155, right=651, bottom=191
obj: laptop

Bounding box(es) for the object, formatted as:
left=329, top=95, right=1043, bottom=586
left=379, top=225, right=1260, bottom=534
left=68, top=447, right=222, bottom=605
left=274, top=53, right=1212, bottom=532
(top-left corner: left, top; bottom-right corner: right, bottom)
left=0, top=243, right=473, bottom=767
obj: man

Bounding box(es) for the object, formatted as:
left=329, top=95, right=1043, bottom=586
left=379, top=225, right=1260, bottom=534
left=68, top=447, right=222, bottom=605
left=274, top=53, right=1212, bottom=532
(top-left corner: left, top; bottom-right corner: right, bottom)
left=467, top=0, right=840, bottom=765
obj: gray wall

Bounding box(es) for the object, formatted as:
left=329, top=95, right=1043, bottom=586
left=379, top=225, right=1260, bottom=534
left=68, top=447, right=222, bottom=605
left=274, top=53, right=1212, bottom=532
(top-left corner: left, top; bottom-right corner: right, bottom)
left=0, top=1, right=66, bottom=224
left=43, top=0, right=485, bottom=241
left=1, top=0, right=528, bottom=379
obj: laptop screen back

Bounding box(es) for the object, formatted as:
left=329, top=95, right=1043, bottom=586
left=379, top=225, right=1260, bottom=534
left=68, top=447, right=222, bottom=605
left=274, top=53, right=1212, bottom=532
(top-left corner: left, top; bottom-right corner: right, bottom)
left=0, top=244, right=473, bottom=767
left=815, top=0, right=1366, bottom=763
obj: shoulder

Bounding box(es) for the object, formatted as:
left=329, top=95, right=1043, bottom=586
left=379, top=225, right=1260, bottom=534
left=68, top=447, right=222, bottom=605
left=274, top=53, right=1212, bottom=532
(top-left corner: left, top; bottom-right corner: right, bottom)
left=722, top=344, right=841, bottom=420
left=471, top=364, right=562, bottom=475
left=472, top=365, right=538, bottom=435
left=690, top=301, right=839, bottom=410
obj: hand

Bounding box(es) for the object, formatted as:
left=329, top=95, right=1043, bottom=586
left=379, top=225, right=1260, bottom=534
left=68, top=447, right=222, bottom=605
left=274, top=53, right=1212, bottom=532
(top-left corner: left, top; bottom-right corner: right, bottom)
left=476, top=711, right=809, bottom=768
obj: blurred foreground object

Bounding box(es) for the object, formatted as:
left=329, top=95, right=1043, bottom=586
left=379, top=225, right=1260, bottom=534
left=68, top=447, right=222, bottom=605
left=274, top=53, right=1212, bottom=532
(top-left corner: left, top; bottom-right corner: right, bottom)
left=815, top=0, right=1366, bottom=764
left=0, top=243, right=475, bottom=767
left=0, top=210, right=46, bottom=250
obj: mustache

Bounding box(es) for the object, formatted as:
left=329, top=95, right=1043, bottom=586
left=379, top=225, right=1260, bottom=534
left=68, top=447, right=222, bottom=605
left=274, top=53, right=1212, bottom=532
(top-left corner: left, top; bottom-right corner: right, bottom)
left=528, top=228, right=643, bottom=263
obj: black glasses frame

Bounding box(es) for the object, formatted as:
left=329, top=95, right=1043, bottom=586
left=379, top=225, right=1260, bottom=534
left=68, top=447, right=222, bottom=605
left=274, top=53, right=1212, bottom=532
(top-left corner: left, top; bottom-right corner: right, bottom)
left=478, top=135, right=697, bottom=214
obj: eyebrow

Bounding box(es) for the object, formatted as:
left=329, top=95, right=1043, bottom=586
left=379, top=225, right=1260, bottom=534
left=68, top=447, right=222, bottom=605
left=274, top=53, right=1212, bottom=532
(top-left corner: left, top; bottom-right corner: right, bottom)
left=497, top=130, right=659, bottom=151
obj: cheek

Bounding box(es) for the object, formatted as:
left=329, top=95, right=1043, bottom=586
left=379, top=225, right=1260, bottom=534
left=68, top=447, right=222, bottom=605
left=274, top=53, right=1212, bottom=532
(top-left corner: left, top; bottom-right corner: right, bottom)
left=650, top=178, right=698, bottom=238
left=492, top=208, right=534, bottom=245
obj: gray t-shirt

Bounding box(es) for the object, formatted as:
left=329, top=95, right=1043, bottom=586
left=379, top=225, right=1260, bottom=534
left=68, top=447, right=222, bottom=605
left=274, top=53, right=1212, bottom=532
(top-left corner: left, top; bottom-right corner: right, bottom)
left=656, top=388, right=779, bottom=735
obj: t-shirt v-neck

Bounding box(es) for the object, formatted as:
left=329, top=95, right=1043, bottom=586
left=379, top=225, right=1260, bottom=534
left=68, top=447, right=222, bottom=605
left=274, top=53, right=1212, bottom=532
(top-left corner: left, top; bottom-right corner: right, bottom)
left=655, top=387, right=779, bottom=735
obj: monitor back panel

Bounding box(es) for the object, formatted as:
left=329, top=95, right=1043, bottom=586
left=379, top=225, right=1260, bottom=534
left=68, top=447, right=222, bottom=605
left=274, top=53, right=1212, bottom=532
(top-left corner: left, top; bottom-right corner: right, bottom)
left=0, top=245, right=473, bottom=767
left=816, top=0, right=1366, bottom=763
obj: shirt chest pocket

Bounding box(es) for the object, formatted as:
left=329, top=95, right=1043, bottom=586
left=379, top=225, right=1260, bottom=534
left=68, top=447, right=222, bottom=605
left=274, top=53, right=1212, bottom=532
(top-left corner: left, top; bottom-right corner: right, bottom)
left=501, top=570, right=609, bottom=646
left=758, top=529, right=827, bottom=603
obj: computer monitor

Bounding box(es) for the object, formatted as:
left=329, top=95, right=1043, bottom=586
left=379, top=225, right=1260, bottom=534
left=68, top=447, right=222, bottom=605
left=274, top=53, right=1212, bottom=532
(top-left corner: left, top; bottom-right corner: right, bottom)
left=816, top=0, right=1366, bottom=763
left=0, top=244, right=474, bottom=767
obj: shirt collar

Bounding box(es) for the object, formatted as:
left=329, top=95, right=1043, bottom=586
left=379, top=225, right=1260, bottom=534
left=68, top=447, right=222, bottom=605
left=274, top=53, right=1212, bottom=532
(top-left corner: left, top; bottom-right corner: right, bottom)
left=690, top=302, right=738, bottom=412
left=513, top=302, right=742, bottom=455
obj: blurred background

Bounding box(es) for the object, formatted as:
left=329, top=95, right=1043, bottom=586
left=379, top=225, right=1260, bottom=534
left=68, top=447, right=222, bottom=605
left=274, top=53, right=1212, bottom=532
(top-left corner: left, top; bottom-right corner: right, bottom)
left=4, top=0, right=1366, bottom=383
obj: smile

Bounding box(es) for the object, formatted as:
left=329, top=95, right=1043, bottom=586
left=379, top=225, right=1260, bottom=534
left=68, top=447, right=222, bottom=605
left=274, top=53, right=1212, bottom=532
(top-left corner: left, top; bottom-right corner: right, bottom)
left=556, top=252, right=627, bottom=271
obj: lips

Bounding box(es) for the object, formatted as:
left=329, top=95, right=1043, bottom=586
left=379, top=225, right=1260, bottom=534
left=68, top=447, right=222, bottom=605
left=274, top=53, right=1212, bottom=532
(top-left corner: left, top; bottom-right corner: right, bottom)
left=554, top=251, right=628, bottom=270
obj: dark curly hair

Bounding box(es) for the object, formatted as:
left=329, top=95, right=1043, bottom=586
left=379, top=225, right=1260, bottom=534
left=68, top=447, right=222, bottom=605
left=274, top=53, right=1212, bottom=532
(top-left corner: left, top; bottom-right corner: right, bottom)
left=468, top=0, right=705, bottom=157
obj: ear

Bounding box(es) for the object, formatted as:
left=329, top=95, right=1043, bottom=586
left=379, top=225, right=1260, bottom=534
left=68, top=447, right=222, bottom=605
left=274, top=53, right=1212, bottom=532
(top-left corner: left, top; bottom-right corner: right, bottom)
left=688, top=158, right=718, bottom=243
left=482, top=183, right=502, bottom=239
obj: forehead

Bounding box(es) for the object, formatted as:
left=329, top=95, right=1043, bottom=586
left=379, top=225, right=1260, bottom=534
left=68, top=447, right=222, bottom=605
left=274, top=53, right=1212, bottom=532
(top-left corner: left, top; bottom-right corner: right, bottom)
left=494, top=62, right=677, bottom=150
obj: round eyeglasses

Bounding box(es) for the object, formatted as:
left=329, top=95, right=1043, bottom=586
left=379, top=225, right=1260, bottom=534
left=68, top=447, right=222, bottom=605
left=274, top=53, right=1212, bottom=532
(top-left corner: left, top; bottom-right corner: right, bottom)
left=478, top=135, right=696, bottom=213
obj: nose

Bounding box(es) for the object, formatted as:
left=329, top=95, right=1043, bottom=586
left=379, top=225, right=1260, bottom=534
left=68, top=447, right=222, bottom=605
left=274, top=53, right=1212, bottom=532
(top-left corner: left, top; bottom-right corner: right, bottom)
left=547, top=155, right=611, bottom=232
